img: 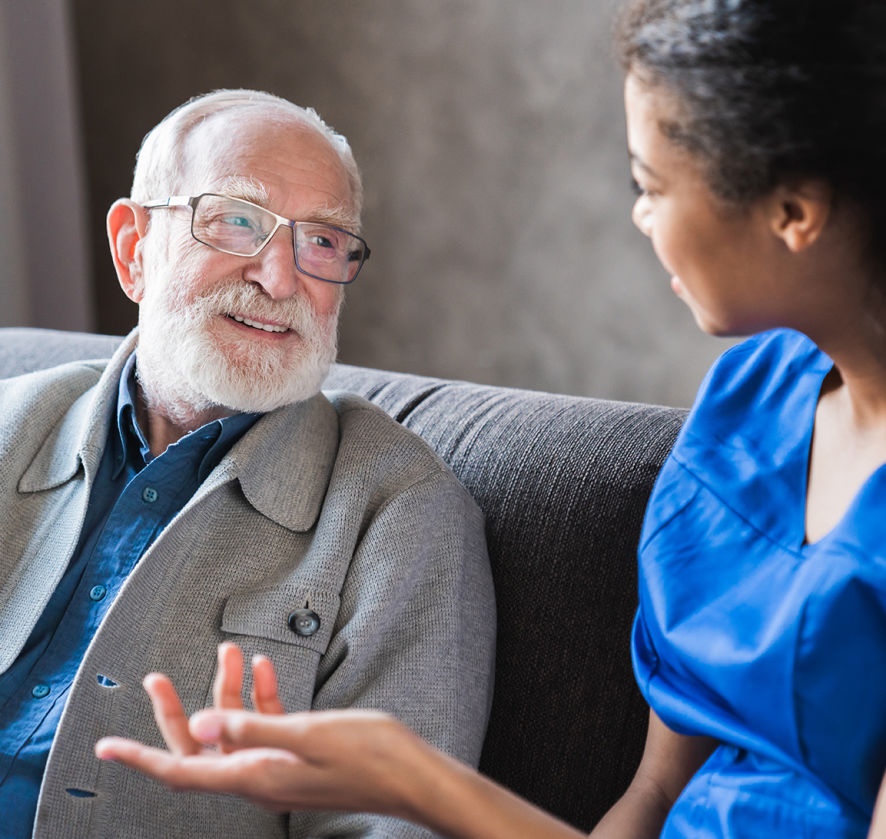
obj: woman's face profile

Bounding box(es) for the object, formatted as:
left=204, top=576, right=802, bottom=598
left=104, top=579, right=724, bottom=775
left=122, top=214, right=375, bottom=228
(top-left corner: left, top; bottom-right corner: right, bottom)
left=624, top=72, right=787, bottom=337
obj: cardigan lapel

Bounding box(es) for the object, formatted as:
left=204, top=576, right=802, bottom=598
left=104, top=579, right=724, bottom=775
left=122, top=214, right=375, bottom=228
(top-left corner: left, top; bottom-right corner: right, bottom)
left=0, top=331, right=137, bottom=673
left=18, top=331, right=138, bottom=493
left=188, top=391, right=340, bottom=533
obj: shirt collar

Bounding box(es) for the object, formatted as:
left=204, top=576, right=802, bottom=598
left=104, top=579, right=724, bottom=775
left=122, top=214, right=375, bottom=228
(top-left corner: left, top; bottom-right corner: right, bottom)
left=114, top=352, right=150, bottom=475
left=112, top=352, right=259, bottom=480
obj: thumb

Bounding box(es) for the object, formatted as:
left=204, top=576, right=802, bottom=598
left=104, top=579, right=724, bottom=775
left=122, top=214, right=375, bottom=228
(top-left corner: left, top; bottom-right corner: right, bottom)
left=189, top=709, right=313, bottom=752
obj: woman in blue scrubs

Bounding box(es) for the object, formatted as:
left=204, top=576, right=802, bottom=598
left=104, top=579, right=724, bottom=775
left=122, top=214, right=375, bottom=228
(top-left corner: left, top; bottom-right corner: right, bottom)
left=96, top=0, right=886, bottom=836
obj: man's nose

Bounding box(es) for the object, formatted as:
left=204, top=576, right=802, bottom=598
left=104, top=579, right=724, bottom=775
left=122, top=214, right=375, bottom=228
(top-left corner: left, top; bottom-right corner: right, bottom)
left=244, top=227, right=301, bottom=300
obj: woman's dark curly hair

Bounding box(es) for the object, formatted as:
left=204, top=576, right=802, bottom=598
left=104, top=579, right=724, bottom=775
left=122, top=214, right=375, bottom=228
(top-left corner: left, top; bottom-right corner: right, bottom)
left=616, top=0, right=886, bottom=266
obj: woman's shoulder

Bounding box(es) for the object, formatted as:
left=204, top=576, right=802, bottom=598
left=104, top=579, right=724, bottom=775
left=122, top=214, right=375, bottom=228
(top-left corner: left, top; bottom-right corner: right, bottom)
left=698, top=329, right=820, bottom=402
left=684, top=329, right=829, bottom=440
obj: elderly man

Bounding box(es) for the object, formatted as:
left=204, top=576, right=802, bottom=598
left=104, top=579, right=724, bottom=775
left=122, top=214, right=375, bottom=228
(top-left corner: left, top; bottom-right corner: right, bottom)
left=0, top=90, right=495, bottom=838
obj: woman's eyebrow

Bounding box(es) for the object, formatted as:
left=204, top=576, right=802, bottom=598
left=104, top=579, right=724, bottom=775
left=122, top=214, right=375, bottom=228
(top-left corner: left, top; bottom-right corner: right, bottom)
left=628, top=151, right=658, bottom=178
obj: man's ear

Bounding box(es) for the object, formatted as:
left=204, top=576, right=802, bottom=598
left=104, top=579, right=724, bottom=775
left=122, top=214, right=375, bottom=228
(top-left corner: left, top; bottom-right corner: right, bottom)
left=768, top=180, right=832, bottom=253
left=107, top=199, right=149, bottom=303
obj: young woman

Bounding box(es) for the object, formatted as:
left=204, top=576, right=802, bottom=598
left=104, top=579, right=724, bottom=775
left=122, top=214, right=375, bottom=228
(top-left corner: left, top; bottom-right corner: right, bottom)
left=96, top=0, right=886, bottom=836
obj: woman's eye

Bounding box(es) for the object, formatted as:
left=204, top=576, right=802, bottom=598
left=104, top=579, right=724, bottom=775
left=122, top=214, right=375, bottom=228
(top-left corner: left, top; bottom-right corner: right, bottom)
left=630, top=178, right=659, bottom=201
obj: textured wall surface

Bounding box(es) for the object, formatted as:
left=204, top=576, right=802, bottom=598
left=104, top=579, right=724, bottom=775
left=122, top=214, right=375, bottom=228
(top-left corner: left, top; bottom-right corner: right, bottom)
left=1, top=0, right=93, bottom=330
left=71, top=0, right=728, bottom=406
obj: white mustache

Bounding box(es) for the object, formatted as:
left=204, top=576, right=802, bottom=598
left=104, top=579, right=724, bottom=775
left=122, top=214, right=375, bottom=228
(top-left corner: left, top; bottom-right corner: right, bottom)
left=180, top=282, right=325, bottom=335
left=137, top=274, right=341, bottom=423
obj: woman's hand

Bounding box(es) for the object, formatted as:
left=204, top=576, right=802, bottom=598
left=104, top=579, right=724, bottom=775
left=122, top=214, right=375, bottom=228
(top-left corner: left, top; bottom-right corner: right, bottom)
left=95, top=643, right=587, bottom=838
left=94, top=643, right=427, bottom=817
left=97, top=703, right=427, bottom=815
left=138, top=641, right=284, bottom=759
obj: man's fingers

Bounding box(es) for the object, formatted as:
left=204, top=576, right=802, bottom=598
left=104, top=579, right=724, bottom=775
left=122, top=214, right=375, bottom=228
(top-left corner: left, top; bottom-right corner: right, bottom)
left=251, top=655, right=285, bottom=715
left=213, top=642, right=244, bottom=710
left=143, top=673, right=200, bottom=756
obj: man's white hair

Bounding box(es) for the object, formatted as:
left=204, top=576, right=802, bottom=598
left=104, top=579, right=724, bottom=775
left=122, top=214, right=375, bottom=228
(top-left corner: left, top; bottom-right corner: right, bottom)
left=130, top=89, right=363, bottom=227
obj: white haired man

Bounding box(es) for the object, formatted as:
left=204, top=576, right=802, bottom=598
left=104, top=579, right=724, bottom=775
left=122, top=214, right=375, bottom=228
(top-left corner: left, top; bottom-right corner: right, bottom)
left=0, top=90, right=494, bottom=838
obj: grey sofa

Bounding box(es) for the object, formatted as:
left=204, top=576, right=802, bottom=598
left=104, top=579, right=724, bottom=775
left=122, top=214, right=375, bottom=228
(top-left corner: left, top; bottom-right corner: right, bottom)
left=0, top=327, right=687, bottom=833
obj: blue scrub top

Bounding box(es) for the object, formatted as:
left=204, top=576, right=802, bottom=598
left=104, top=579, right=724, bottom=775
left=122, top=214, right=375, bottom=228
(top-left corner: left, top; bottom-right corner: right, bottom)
left=633, top=329, right=886, bottom=839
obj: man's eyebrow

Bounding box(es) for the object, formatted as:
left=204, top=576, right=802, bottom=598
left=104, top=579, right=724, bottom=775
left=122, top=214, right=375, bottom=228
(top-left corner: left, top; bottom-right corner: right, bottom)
left=213, top=176, right=270, bottom=205
left=210, top=178, right=359, bottom=231
left=307, top=207, right=359, bottom=230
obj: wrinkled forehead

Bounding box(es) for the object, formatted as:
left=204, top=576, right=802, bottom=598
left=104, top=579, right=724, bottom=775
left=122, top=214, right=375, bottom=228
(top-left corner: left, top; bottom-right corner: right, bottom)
left=176, top=109, right=356, bottom=222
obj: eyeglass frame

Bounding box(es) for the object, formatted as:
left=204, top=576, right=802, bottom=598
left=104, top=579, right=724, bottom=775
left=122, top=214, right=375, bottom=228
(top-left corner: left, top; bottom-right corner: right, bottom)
left=141, top=193, right=371, bottom=285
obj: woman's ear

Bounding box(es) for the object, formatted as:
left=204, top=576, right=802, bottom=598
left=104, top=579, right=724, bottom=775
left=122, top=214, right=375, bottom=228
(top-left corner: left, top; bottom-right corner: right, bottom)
left=768, top=180, right=832, bottom=253
left=107, top=199, right=149, bottom=302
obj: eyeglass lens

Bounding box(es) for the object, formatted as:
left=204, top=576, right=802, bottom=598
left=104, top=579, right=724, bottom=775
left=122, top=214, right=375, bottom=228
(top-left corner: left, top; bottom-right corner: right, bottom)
left=191, top=194, right=366, bottom=283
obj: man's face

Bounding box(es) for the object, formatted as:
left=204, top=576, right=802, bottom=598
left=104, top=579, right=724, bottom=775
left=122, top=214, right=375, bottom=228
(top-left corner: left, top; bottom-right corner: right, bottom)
left=134, top=112, right=353, bottom=422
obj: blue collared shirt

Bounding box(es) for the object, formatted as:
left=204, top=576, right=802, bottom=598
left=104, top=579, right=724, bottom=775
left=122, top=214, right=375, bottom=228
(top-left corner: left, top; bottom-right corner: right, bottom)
left=0, top=353, right=258, bottom=836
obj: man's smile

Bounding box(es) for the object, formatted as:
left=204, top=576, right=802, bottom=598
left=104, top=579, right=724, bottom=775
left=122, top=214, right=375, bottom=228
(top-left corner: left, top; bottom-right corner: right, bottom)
left=225, top=313, right=292, bottom=334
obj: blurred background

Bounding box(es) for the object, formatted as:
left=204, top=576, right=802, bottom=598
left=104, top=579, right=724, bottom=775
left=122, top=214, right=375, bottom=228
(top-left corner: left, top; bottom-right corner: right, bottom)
left=0, top=0, right=729, bottom=407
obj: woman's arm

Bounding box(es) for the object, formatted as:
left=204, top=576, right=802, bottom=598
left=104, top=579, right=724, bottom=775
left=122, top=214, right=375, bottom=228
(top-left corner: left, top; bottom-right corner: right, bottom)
left=590, top=710, right=716, bottom=837
left=97, top=702, right=586, bottom=838
left=95, top=646, right=714, bottom=839
left=870, top=770, right=886, bottom=839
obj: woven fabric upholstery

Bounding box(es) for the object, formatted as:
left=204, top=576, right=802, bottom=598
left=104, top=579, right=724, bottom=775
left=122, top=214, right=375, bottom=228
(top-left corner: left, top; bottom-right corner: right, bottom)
left=324, top=365, right=686, bottom=829
left=0, top=327, right=121, bottom=374
left=0, top=328, right=686, bottom=832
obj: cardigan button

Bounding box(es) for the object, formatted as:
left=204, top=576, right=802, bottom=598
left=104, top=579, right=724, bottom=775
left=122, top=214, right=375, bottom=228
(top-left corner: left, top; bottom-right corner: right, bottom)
left=288, top=609, right=320, bottom=637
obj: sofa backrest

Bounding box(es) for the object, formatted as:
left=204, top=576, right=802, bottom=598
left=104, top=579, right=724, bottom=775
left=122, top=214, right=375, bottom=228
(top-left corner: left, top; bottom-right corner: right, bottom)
left=0, top=327, right=686, bottom=832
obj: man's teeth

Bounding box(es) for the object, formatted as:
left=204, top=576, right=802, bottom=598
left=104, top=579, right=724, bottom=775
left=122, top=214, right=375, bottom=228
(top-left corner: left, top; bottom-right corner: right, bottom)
left=230, top=314, right=289, bottom=333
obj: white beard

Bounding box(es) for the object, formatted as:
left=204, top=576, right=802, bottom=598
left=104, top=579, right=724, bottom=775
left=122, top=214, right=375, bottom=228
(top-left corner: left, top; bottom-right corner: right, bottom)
left=135, top=277, right=340, bottom=426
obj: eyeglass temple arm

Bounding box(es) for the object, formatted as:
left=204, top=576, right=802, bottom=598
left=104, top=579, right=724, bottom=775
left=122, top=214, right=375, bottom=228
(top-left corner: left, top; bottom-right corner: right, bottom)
left=142, top=196, right=193, bottom=209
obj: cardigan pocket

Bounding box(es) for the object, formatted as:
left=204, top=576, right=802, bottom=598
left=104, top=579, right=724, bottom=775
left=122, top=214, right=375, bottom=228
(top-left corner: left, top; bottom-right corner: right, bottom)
left=221, top=585, right=340, bottom=653
left=207, top=585, right=342, bottom=711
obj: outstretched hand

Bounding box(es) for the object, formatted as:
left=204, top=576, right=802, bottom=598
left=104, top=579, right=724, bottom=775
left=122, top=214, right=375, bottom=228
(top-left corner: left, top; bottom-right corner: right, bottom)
left=94, top=643, right=426, bottom=817
left=139, top=641, right=284, bottom=759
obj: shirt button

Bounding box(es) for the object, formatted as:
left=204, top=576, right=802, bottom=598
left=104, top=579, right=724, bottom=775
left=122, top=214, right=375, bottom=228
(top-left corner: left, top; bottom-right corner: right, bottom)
left=89, top=585, right=107, bottom=602
left=141, top=486, right=159, bottom=504
left=288, top=609, right=320, bottom=637
left=32, top=684, right=50, bottom=699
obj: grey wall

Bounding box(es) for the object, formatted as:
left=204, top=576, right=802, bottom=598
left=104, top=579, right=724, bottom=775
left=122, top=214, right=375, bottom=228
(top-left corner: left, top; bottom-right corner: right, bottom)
left=66, top=0, right=725, bottom=407
left=0, top=0, right=92, bottom=330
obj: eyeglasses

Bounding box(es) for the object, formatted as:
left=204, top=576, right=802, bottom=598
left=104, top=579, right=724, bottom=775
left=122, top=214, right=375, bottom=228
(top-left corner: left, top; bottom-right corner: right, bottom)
left=142, top=193, right=370, bottom=284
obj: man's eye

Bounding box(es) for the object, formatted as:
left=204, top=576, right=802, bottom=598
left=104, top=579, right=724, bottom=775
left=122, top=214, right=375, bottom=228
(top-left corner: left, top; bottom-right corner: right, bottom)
left=222, top=215, right=255, bottom=229
left=308, top=234, right=334, bottom=249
